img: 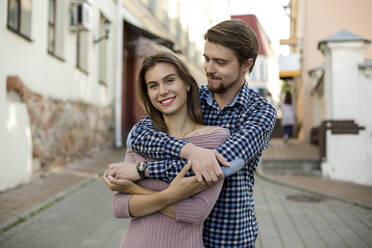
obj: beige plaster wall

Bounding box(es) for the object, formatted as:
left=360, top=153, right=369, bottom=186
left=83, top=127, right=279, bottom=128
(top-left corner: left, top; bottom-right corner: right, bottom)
left=300, top=0, right=372, bottom=141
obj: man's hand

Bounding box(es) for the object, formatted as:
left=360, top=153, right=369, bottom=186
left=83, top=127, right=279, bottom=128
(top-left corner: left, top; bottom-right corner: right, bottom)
left=165, top=161, right=210, bottom=201
left=180, top=143, right=230, bottom=185
left=106, top=162, right=140, bottom=181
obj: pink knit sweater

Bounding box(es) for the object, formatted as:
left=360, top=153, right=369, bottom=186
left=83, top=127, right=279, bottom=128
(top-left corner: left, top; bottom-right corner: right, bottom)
left=112, top=128, right=229, bottom=248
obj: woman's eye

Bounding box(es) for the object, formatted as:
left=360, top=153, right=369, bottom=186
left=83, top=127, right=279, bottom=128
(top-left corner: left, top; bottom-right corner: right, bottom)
left=148, top=83, right=157, bottom=89
left=166, top=78, right=175, bottom=83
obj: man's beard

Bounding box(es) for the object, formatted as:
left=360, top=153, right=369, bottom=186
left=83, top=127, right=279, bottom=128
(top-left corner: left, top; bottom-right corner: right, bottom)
left=207, top=72, right=241, bottom=94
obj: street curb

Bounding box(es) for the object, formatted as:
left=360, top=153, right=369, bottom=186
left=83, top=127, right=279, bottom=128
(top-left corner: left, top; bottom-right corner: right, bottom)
left=0, top=173, right=101, bottom=236
left=256, top=172, right=372, bottom=211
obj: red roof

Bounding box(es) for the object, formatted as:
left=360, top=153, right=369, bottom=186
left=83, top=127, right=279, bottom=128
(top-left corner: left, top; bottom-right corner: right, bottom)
left=231, top=15, right=267, bottom=56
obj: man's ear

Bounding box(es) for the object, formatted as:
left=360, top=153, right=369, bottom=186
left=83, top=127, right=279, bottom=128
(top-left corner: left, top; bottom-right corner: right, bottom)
left=242, top=58, right=254, bottom=74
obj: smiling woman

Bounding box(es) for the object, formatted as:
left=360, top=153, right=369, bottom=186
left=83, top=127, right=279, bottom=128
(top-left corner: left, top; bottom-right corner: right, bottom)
left=136, top=52, right=204, bottom=134
left=103, top=52, right=234, bottom=248
left=145, top=63, right=189, bottom=119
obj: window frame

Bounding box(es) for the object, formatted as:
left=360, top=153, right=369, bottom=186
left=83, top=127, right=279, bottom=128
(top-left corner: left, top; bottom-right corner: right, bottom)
left=47, top=0, right=56, bottom=55
left=76, top=31, right=89, bottom=75
left=7, top=0, right=33, bottom=41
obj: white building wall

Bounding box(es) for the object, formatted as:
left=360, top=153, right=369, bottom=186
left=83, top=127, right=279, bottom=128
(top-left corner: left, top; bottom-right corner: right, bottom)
left=267, top=56, right=281, bottom=103
left=313, top=93, right=325, bottom=127
left=325, top=132, right=372, bottom=185
left=361, top=68, right=372, bottom=171
left=0, top=1, right=118, bottom=105
left=0, top=103, right=32, bottom=191
left=327, top=43, right=365, bottom=123
left=0, top=0, right=121, bottom=191
left=319, top=38, right=372, bottom=185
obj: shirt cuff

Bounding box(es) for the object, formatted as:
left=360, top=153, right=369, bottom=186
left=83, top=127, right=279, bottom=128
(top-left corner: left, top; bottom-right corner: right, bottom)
left=221, top=158, right=245, bottom=177
left=169, top=139, right=188, bottom=158
left=147, top=160, right=168, bottom=180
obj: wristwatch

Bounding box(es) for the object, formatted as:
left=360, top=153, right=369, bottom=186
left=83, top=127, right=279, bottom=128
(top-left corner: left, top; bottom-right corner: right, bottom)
left=136, top=161, right=148, bottom=179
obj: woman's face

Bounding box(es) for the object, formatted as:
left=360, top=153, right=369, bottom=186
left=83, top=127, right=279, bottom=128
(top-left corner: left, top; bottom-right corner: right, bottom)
left=145, top=62, right=190, bottom=117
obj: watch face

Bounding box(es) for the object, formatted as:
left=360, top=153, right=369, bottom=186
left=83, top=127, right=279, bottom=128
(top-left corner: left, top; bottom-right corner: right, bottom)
left=136, top=162, right=147, bottom=179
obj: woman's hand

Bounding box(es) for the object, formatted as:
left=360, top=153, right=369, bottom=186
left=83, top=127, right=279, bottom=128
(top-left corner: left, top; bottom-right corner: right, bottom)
left=105, top=162, right=140, bottom=181
left=102, top=170, right=136, bottom=193
left=165, top=161, right=212, bottom=201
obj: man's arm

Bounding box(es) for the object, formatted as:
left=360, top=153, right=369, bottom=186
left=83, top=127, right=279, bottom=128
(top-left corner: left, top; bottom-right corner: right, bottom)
left=216, top=103, right=277, bottom=165
left=129, top=117, right=187, bottom=159
left=129, top=118, right=230, bottom=184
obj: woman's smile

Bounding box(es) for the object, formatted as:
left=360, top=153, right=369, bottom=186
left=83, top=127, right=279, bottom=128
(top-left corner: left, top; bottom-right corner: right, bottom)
left=160, top=96, right=176, bottom=106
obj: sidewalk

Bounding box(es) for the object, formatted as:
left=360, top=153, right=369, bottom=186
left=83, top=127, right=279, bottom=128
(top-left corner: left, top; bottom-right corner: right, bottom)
left=260, top=138, right=372, bottom=209
left=1, top=146, right=372, bottom=247
left=0, top=148, right=124, bottom=230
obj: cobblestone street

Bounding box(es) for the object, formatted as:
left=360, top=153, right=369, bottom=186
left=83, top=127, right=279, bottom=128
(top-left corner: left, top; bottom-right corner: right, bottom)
left=1, top=150, right=371, bottom=248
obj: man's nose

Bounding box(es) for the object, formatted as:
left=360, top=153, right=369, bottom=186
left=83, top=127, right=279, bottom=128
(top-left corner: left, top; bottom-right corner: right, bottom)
left=205, top=61, right=216, bottom=73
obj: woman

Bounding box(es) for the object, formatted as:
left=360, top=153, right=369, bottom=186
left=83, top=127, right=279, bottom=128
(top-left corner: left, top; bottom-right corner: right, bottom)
left=281, top=91, right=295, bottom=143
left=103, top=52, right=242, bottom=248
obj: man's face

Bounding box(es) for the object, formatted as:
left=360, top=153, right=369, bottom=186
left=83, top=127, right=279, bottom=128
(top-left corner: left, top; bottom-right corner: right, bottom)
left=203, top=40, right=247, bottom=94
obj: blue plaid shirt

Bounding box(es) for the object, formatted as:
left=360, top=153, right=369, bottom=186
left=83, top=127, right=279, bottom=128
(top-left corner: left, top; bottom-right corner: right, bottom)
left=130, top=82, right=276, bottom=247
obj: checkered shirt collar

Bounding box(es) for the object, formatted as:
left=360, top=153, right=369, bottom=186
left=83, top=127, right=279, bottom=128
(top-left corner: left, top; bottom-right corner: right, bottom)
left=201, top=81, right=251, bottom=109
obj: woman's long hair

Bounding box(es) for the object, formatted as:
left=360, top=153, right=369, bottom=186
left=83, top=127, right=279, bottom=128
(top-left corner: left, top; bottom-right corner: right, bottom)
left=137, top=52, right=204, bottom=132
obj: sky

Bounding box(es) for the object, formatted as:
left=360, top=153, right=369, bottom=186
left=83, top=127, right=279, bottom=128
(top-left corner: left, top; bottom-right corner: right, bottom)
left=229, top=0, right=290, bottom=55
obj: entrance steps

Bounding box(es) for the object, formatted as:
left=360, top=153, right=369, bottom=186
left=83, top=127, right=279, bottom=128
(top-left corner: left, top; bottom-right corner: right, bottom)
left=259, top=139, right=321, bottom=176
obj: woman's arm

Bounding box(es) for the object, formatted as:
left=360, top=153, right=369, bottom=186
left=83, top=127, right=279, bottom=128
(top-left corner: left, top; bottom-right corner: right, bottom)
left=105, top=173, right=176, bottom=218
left=109, top=162, right=209, bottom=218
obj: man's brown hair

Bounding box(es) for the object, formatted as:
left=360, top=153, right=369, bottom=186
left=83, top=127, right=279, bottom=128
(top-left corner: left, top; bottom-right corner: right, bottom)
left=204, top=19, right=258, bottom=72
left=137, top=52, right=204, bottom=132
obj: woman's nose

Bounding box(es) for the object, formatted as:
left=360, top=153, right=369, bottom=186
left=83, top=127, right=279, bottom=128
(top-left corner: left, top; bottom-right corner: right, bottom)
left=159, top=84, right=168, bottom=95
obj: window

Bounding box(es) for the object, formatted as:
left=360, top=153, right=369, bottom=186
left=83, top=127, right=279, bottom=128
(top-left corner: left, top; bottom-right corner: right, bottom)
left=7, top=0, right=32, bottom=40
left=47, top=0, right=66, bottom=59
left=149, top=0, right=156, bottom=13
left=98, top=14, right=109, bottom=86
left=176, top=19, right=181, bottom=41
left=76, top=30, right=89, bottom=73
left=260, top=62, right=265, bottom=82
left=163, top=10, right=169, bottom=29
left=251, top=64, right=256, bottom=80
left=48, top=0, right=56, bottom=54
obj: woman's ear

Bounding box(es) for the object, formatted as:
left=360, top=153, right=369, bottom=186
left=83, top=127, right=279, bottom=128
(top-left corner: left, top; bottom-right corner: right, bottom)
left=186, top=83, right=191, bottom=93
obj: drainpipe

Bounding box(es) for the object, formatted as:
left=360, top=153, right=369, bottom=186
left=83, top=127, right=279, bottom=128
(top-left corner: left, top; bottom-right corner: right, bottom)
left=114, top=0, right=124, bottom=147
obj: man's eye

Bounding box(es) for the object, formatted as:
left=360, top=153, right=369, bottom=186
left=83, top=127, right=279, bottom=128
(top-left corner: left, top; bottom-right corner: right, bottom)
left=217, top=61, right=227, bottom=66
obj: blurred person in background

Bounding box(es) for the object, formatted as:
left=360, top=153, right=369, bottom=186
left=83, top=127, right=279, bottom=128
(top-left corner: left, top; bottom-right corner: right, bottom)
left=281, top=91, right=295, bottom=143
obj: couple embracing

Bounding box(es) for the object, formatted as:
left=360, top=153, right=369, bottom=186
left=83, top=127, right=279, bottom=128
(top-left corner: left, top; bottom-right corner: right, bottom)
left=103, top=19, right=276, bottom=248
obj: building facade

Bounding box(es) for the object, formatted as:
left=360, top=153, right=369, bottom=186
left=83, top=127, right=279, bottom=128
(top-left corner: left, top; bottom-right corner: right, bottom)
left=232, top=14, right=281, bottom=104
left=310, top=30, right=372, bottom=185
left=282, top=0, right=372, bottom=142
left=0, top=0, right=231, bottom=191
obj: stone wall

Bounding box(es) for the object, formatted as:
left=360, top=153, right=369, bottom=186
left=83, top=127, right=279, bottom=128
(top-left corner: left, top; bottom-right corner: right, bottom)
left=6, top=76, right=114, bottom=170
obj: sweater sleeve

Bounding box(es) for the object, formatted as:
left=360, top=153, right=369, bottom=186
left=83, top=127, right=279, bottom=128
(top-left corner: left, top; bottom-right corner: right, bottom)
left=174, top=179, right=224, bottom=224
left=112, top=192, right=133, bottom=218
left=111, top=149, right=145, bottom=219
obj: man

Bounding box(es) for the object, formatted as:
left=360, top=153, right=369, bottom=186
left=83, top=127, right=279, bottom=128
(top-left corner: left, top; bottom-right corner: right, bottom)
left=109, top=19, right=276, bottom=247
